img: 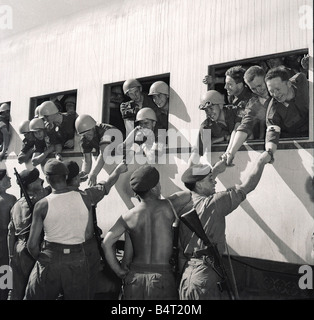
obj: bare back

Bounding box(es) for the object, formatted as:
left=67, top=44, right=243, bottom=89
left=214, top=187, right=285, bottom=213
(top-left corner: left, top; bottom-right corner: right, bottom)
left=123, top=198, right=175, bottom=265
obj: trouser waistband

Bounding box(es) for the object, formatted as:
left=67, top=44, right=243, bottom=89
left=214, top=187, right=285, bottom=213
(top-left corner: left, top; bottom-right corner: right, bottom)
left=130, top=263, right=173, bottom=273
left=43, top=236, right=96, bottom=254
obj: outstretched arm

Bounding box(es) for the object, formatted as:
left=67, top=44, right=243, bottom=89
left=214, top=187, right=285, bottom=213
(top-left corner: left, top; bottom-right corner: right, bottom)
left=238, top=151, right=271, bottom=195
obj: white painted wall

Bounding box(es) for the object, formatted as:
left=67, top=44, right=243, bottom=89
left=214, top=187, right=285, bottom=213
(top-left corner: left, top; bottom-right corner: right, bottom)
left=0, top=0, right=313, bottom=264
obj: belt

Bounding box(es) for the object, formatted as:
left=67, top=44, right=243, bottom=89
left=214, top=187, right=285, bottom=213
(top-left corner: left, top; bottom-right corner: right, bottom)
left=43, top=236, right=96, bottom=254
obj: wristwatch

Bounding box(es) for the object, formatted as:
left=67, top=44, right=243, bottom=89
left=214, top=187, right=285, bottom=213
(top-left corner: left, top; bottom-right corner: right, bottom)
left=266, top=149, right=274, bottom=164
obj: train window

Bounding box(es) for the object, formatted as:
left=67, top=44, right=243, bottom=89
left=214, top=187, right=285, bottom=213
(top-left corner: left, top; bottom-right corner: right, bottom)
left=102, top=74, right=170, bottom=161
left=103, top=74, right=170, bottom=141
left=205, top=49, right=310, bottom=147
left=29, top=90, right=78, bottom=151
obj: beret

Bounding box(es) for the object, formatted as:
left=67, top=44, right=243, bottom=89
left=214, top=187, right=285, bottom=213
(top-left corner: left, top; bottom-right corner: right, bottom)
left=0, top=169, right=6, bottom=181
left=63, top=160, right=80, bottom=180
left=130, top=165, right=160, bottom=193
left=17, top=168, right=40, bottom=187
left=181, top=164, right=212, bottom=184
left=44, top=159, right=69, bottom=176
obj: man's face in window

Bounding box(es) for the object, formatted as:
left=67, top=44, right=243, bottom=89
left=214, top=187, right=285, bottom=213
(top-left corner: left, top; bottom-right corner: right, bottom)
left=33, top=129, right=45, bottom=140
left=224, top=76, right=243, bottom=97
left=246, top=76, right=269, bottom=100
left=152, top=93, right=168, bottom=109
left=127, top=87, right=142, bottom=103
left=139, top=119, right=155, bottom=131
left=266, top=77, right=291, bottom=103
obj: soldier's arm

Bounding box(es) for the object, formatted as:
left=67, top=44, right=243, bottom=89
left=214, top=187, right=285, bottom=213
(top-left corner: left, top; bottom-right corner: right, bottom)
left=27, top=199, right=48, bottom=260
left=238, top=151, right=270, bottom=195
left=103, top=216, right=129, bottom=279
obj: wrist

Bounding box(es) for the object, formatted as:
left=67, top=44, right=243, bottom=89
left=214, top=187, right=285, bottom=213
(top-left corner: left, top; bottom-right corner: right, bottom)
left=266, top=149, right=274, bottom=164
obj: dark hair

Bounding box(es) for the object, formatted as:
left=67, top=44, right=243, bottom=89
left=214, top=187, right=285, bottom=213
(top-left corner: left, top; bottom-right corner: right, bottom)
left=225, top=66, right=246, bottom=84
left=244, top=66, right=266, bottom=83
left=46, top=174, right=67, bottom=185
left=265, top=67, right=290, bottom=82
left=184, top=182, right=196, bottom=191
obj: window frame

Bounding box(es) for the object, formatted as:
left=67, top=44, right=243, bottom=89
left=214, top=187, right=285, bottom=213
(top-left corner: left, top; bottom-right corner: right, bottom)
left=206, top=48, right=311, bottom=151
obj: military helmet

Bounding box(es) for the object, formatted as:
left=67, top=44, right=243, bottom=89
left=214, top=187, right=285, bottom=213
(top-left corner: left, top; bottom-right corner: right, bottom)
left=199, top=90, right=225, bottom=110
left=148, top=81, right=169, bottom=96
left=123, top=79, right=142, bottom=95
left=0, top=103, right=10, bottom=112
left=38, top=101, right=59, bottom=117
left=29, top=118, right=45, bottom=131
left=75, top=114, right=96, bottom=134
left=18, top=120, right=31, bottom=134
left=136, top=107, right=157, bottom=122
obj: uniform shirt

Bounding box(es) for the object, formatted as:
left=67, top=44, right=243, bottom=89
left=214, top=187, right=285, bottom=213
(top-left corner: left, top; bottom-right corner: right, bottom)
left=33, top=133, right=56, bottom=153
left=197, top=107, right=239, bottom=155
left=9, top=187, right=51, bottom=237
left=265, top=73, right=309, bottom=145
left=227, top=86, right=253, bottom=109
left=120, top=93, right=162, bottom=135
left=79, top=123, right=116, bottom=155
left=179, top=188, right=246, bottom=257
left=20, top=135, right=36, bottom=154
left=236, top=95, right=269, bottom=137
left=48, top=113, right=76, bottom=147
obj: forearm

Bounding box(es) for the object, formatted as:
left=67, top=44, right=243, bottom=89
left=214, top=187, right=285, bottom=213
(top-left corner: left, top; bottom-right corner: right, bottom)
left=81, top=154, right=92, bottom=174
left=104, top=243, right=125, bottom=278
left=240, top=151, right=269, bottom=194
left=228, top=131, right=248, bottom=155
left=27, top=245, right=40, bottom=260
left=91, top=154, right=105, bottom=176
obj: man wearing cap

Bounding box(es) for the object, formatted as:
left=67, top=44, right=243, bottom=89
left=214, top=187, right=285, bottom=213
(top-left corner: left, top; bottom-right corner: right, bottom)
left=7, top=168, right=50, bottom=300
left=24, top=159, right=100, bottom=300
left=64, top=159, right=127, bottom=299
left=0, top=103, right=11, bottom=161
left=17, top=120, right=36, bottom=165
left=75, top=114, right=117, bottom=186
left=188, top=90, right=239, bottom=167
left=148, top=81, right=170, bottom=131
left=119, top=107, right=166, bottom=164
left=0, top=169, right=16, bottom=300
left=63, top=95, right=77, bottom=116
left=179, top=151, right=271, bottom=300
left=37, top=100, right=76, bottom=155
left=103, top=165, right=191, bottom=300
left=120, top=78, right=158, bottom=137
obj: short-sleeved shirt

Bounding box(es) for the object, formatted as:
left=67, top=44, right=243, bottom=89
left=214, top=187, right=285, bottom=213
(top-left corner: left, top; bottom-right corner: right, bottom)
left=79, top=123, right=116, bottom=155
left=48, top=113, right=76, bottom=146
left=236, top=95, right=269, bottom=137
left=266, top=73, right=309, bottom=144
left=179, top=188, right=246, bottom=257
left=20, top=135, right=36, bottom=154
left=33, top=133, right=55, bottom=153
left=197, top=107, right=238, bottom=155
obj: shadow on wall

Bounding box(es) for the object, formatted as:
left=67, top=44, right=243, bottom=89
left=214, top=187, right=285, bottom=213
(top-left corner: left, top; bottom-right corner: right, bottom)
left=169, top=87, right=191, bottom=123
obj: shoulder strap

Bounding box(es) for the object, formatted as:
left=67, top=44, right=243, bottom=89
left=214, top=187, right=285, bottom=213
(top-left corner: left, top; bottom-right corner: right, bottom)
left=167, top=198, right=180, bottom=225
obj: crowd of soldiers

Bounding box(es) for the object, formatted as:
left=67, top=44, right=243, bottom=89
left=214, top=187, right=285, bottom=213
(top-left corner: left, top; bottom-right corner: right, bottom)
left=0, top=52, right=310, bottom=300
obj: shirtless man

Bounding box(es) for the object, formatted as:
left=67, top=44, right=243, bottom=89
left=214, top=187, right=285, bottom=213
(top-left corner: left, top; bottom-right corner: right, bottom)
left=103, top=165, right=191, bottom=300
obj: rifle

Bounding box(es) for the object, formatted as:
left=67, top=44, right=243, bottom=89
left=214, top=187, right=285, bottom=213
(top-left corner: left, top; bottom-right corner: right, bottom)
left=14, top=168, right=34, bottom=212
left=180, top=208, right=236, bottom=300
left=91, top=204, right=121, bottom=281
left=13, top=168, right=35, bottom=241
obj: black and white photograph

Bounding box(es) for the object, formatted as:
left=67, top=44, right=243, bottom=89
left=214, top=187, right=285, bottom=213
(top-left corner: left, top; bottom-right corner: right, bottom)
left=0, top=0, right=313, bottom=310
